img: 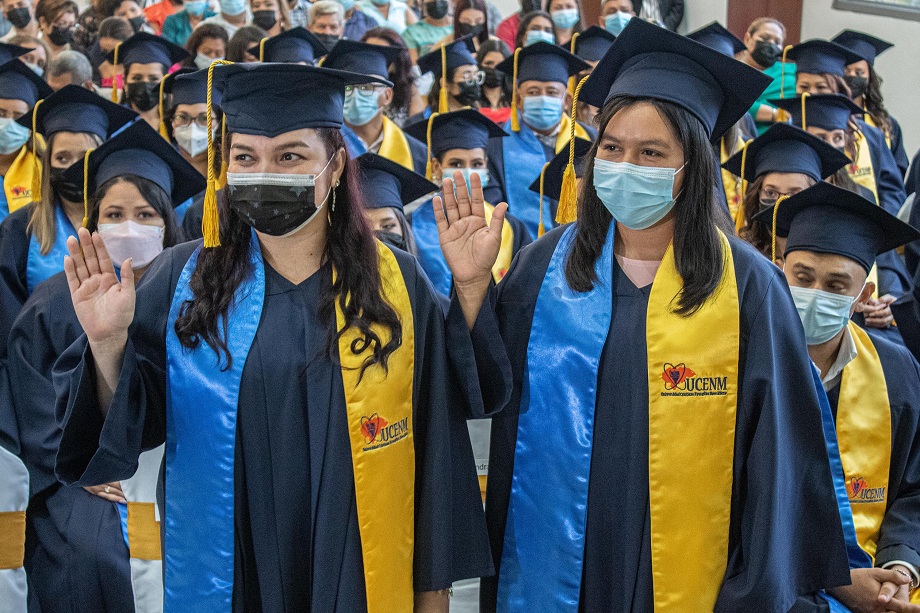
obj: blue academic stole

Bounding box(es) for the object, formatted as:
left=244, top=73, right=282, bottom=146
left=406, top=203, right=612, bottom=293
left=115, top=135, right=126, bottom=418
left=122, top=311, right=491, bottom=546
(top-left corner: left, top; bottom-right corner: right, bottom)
left=412, top=198, right=452, bottom=297
left=342, top=124, right=368, bottom=159
left=26, top=204, right=76, bottom=293
left=501, top=117, right=553, bottom=240
left=174, top=197, right=193, bottom=225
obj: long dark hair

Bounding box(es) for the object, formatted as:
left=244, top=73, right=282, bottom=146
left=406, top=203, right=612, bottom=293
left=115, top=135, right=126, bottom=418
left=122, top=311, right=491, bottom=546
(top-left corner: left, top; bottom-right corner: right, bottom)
left=476, top=39, right=512, bottom=108
left=86, top=175, right=183, bottom=248
left=863, top=69, right=891, bottom=136
left=515, top=10, right=556, bottom=49
left=183, top=24, right=229, bottom=67
left=361, top=27, right=415, bottom=118
left=567, top=97, right=730, bottom=315
left=454, top=0, right=489, bottom=47
left=174, top=128, right=402, bottom=373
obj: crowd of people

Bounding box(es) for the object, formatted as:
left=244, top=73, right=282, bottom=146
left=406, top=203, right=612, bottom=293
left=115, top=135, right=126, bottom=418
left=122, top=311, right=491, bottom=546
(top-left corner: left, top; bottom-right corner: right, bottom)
left=0, top=0, right=919, bottom=611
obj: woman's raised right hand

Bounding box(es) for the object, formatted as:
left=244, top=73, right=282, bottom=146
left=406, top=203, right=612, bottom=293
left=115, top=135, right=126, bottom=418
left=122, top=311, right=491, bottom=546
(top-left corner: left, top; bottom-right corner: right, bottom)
left=64, top=227, right=135, bottom=348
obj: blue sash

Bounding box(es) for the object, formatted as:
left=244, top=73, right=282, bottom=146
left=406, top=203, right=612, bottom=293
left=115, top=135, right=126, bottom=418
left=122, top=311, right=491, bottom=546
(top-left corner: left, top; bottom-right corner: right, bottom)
left=174, top=198, right=193, bottom=225
left=497, top=223, right=613, bottom=612
left=501, top=116, right=553, bottom=240
left=0, top=175, right=7, bottom=221
left=342, top=124, right=368, bottom=159
left=26, top=204, right=76, bottom=293
left=164, top=232, right=265, bottom=613
left=411, top=198, right=452, bottom=297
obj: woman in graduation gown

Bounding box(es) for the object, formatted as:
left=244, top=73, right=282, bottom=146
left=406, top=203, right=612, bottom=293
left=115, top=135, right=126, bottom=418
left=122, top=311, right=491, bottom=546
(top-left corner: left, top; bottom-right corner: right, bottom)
left=10, top=119, right=193, bottom=613
left=437, top=19, right=852, bottom=612
left=54, top=62, right=493, bottom=613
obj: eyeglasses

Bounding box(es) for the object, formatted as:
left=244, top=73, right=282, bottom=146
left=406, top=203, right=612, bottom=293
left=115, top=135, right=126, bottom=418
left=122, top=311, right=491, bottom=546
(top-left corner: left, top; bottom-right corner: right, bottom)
left=173, top=112, right=209, bottom=128
left=344, top=84, right=386, bottom=94
left=455, top=70, right=485, bottom=86
left=758, top=187, right=796, bottom=208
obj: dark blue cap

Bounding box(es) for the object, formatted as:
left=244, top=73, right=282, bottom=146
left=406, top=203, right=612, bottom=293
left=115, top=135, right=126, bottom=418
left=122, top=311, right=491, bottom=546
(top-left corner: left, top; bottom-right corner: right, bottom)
left=356, top=152, right=438, bottom=212
left=63, top=120, right=205, bottom=206
left=0, top=42, right=30, bottom=64
left=404, top=108, right=507, bottom=158
left=322, top=39, right=400, bottom=78
left=16, top=84, right=137, bottom=139
left=580, top=18, right=770, bottom=143
left=107, top=32, right=190, bottom=68
left=831, top=30, right=893, bottom=67
left=0, top=59, right=53, bottom=106
left=167, top=68, right=221, bottom=107
left=213, top=62, right=390, bottom=137
left=722, top=123, right=850, bottom=182
left=753, top=181, right=920, bottom=273
left=252, top=27, right=327, bottom=64
left=769, top=93, right=862, bottom=131
left=570, top=26, right=616, bottom=62
left=787, top=39, right=862, bottom=76
left=495, top=41, right=588, bottom=84
left=528, top=137, right=592, bottom=201
left=686, top=21, right=745, bottom=57
left=416, top=36, right=478, bottom=79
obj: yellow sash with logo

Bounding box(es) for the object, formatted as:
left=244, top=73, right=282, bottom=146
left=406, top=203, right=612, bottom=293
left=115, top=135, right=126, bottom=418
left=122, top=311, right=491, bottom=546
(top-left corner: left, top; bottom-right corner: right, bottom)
left=485, top=202, right=514, bottom=283
left=849, top=131, right=878, bottom=204
left=336, top=241, right=415, bottom=613
left=4, top=145, right=40, bottom=214
left=379, top=116, right=416, bottom=171
left=554, top=114, right=590, bottom=154
left=647, top=230, right=740, bottom=610
left=837, top=322, right=891, bottom=561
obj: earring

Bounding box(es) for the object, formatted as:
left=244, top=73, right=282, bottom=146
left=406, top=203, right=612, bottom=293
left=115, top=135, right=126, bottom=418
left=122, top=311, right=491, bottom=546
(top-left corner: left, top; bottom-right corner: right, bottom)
left=332, top=185, right=337, bottom=212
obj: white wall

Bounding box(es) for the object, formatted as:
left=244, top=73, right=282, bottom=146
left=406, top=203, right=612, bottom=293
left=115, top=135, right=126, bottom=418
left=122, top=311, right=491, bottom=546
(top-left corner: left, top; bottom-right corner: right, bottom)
left=801, top=0, right=920, bottom=159
left=678, top=0, right=728, bottom=33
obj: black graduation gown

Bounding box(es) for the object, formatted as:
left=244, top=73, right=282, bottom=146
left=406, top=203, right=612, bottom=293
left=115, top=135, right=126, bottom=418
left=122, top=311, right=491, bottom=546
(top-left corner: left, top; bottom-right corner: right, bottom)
left=54, top=240, right=494, bottom=612
left=180, top=192, right=206, bottom=241
left=887, top=115, right=909, bottom=179
left=0, top=206, right=38, bottom=359
left=452, top=226, right=851, bottom=612
left=857, top=119, right=906, bottom=218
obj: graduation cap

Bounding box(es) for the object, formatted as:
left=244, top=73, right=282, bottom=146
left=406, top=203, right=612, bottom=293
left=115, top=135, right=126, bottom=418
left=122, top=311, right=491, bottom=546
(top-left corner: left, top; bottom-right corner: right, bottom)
left=568, top=26, right=616, bottom=63
left=322, top=39, right=401, bottom=78
left=753, top=181, right=920, bottom=273
left=404, top=108, right=507, bottom=178
left=0, top=42, right=31, bottom=64
left=355, top=152, right=438, bottom=213
left=785, top=39, right=862, bottom=76
left=686, top=21, right=745, bottom=58
left=0, top=58, right=53, bottom=106
left=252, top=27, right=327, bottom=64
left=769, top=93, right=862, bottom=131
left=416, top=36, right=478, bottom=113
left=529, top=137, right=592, bottom=233
left=166, top=67, right=221, bottom=107
left=107, top=32, right=190, bottom=69
left=831, top=30, right=893, bottom=67
left=62, top=120, right=205, bottom=228
left=723, top=123, right=850, bottom=183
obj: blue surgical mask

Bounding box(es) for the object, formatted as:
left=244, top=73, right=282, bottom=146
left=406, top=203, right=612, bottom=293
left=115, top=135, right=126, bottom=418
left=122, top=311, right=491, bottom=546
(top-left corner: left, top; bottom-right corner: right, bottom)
left=0, top=118, right=30, bottom=155
left=370, top=0, right=389, bottom=6
left=336, top=0, right=355, bottom=9
left=521, top=95, right=564, bottom=131
left=220, top=0, right=247, bottom=15
left=524, top=29, right=555, bottom=46
left=343, top=88, right=382, bottom=126
left=25, top=62, right=43, bottom=77
left=456, top=168, right=489, bottom=192
left=551, top=8, right=579, bottom=29
left=604, top=11, right=632, bottom=35
left=194, top=52, right=221, bottom=70
left=592, top=158, right=684, bottom=230
left=789, top=285, right=858, bottom=345
left=185, top=0, right=207, bottom=15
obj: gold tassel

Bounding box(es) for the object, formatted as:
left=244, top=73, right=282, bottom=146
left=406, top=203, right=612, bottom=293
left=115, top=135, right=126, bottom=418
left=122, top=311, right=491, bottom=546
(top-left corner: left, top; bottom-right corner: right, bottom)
left=217, top=116, right=228, bottom=189
left=566, top=33, right=579, bottom=97
left=259, top=37, right=267, bottom=62
left=537, top=161, right=549, bottom=236
left=30, top=100, right=42, bottom=203
left=554, top=74, right=589, bottom=225
left=779, top=45, right=792, bottom=99
left=110, top=44, right=121, bottom=103
left=799, top=91, right=809, bottom=130
left=424, top=112, right=438, bottom=180
left=202, top=60, right=234, bottom=248
left=771, top=194, right=789, bottom=264
left=438, top=45, right=448, bottom=114
left=158, top=75, right=170, bottom=139
left=733, top=139, right=751, bottom=232
left=510, top=47, right=521, bottom=132
left=81, top=148, right=93, bottom=228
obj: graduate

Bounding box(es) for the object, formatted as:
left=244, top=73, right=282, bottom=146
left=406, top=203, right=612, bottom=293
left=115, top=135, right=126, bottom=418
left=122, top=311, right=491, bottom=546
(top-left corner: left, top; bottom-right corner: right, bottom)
left=404, top=108, right=530, bottom=298
left=832, top=30, right=910, bottom=176
left=435, top=19, right=852, bottom=611
left=756, top=182, right=920, bottom=611
left=409, top=37, right=485, bottom=127
left=490, top=41, right=593, bottom=239
left=54, top=62, right=493, bottom=613
left=9, top=119, right=195, bottom=613
left=568, top=26, right=617, bottom=127
left=250, top=26, right=328, bottom=64
left=322, top=39, right=428, bottom=174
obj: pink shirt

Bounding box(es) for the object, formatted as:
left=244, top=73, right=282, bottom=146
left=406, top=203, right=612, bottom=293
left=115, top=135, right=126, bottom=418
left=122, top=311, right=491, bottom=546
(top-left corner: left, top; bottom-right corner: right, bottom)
left=496, top=13, right=520, bottom=48
left=615, top=254, right=661, bottom=289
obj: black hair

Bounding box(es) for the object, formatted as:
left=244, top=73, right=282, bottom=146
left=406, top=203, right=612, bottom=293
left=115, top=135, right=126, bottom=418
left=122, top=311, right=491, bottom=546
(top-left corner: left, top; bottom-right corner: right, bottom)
left=87, top=174, right=183, bottom=248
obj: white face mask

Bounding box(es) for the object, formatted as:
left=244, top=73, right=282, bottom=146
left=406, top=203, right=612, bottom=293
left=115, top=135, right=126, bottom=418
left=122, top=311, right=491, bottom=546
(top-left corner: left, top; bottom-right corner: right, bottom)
left=98, top=221, right=165, bottom=268
left=174, top=122, right=209, bottom=157
left=194, top=52, right=222, bottom=70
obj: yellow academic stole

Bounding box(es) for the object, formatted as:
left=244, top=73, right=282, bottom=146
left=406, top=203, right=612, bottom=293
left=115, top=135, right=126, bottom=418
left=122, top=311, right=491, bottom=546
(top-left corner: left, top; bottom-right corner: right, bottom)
left=5, top=145, right=40, bottom=213
left=336, top=241, right=416, bottom=613
left=485, top=202, right=514, bottom=283
left=379, top=116, right=416, bottom=171
left=554, top=114, right=590, bottom=154
left=646, top=230, right=740, bottom=610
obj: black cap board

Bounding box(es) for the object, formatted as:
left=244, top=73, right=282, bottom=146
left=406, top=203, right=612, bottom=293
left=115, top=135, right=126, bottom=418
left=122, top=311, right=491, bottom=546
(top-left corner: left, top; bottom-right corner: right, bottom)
left=16, top=84, right=137, bottom=139
left=356, top=152, right=438, bottom=212
left=831, top=30, right=892, bottom=67
left=722, top=122, right=850, bottom=182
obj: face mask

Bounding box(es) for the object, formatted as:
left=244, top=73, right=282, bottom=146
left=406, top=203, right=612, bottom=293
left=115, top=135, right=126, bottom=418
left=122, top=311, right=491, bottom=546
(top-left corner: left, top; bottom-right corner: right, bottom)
left=454, top=167, right=489, bottom=192
left=24, top=62, right=43, bottom=77
left=49, top=166, right=84, bottom=202
left=604, top=11, right=631, bottom=35
left=375, top=229, right=407, bottom=251
left=185, top=0, right=207, bottom=15
left=343, top=88, right=381, bottom=126
left=48, top=25, right=73, bottom=46
left=551, top=8, right=578, bottom=29
left=592, top=158, right=684, bottom=230
left=125, top=81, right=160, bottom=112
left=99, top=221, right=165, bottom=268
left=455, top=80, right=481, bottom=106
left=844, top=75, right=869, bottom=99
left=370, top=0, right=390, bottom=6
left=226, top=157, right=335, bottom=236
left=524, top=29, right=554, bottom=46
left=455, top=22, right=483, bottom=37
left=174, top=122, right=209, bottom=157
left=751, top=40, right=781, bottom=68
left=220, top=0, right=247, bottom=15
left=7, top=7, right=31, bottom=29
left=335, top=0, right=355, bottom=11
left=0, top=118, right=30, bottom=155
left=482, top=66, right=503, bottom=88
left=425, top=0, right=448, bottom=19
left=522, top=95, right=563, bottom=131
left=194, top=52, right=221, bottom=70
left=315, top=32, right=339, bottom=50
left=251, top=9, right=277, bottom=30
left=789, top=285, right=858, bottom=345
left=128, top=14, right=146, bottom=31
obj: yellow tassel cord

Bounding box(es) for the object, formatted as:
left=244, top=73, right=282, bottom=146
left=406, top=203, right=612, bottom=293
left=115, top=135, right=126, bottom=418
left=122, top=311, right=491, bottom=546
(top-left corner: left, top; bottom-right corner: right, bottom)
left=81, top=147, right=93, bottom=228
left=202, top=60, right=234, bottom=248
left=218, top=117, right=228, bottom=188
left=554, top=74, right=589, bottom=225
left=733, top=140, right=752, bottom=232
left=30, top=99, right=42, bottom=203
left=779, top=45, right=793, bottom=100
left=799, top=91, right=809, bottom=130
left=110, top=44, right=121, bottom=103
left=510, top=47, right=521, bottom=132
left=259, top=37, right=267, bottom=62
left=566, top=33, right=579, bottom=97
left=537, top=161, right=549, bottom=236
left=424, top=112, right=439, bottom=180
left=157, top=75, right=170, bottom=139
left=771, top=194, right=789, bottom=264
left=438, top=45, right=448, bottom=114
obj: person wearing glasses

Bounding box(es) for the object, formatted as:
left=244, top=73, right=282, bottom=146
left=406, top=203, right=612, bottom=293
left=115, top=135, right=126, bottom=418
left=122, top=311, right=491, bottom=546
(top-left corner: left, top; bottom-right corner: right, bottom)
left=322, top=39, right=428, bottom=174
left=409, top=36, right=484, bottom=127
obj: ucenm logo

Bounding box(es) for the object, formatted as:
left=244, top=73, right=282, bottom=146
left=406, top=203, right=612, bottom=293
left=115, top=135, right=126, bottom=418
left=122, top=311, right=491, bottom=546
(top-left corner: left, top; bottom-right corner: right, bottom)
left=661, top=363, right=728, bottom=397
left=848, top=476, right=886, bottom=504
left=360, top=412, right=410, bottom=451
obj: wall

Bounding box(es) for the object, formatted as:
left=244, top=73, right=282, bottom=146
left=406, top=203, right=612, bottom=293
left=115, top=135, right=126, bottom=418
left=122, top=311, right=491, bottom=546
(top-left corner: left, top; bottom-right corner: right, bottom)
left=801, top=0, right=920, bottom=158
left=680, top=0, right=728, bottom=32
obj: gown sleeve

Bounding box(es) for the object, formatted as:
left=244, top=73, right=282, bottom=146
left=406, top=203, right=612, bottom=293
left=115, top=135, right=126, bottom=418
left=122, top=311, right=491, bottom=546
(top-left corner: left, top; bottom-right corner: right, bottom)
left=889, top=117, right=910, bottom=180
left=54, top=242, right=199, bottom=487
left=867, top=126, right=907, bottom=217
left=0, top=208, right=32, bottom=358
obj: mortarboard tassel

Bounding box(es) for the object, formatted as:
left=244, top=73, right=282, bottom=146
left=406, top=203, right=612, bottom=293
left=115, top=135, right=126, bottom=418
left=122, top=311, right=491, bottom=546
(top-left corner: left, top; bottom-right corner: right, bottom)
left=537, top=161, right=549, bottom=236
left=438, top=45, right=448, bottom=114
left=771, top=194, right=789, bottom=264
left=157, top=75, right=170, bottom=140
left=30, top=100, right=42, bottom=203
left=555, top=74, right=590, bottom=225
left=202, top=60, right=234, bottom=248
left=779, top=45, right=793, bottom=99
left=566, top=33, right=579, bottom=97
left=424, top=112, right=438, bottom=180
left=799, top=91, right=809, bottom=130
left=81, top=148, right=93, bottom=228
left=259, top=37, right=268, bottom=62
left=510, top=47, right=521, bottom=132
left=733, top=139, right=751, bottom=232
left=217, top=116, right=228, bottom=190
left=110, top=44, right=121, bottom=103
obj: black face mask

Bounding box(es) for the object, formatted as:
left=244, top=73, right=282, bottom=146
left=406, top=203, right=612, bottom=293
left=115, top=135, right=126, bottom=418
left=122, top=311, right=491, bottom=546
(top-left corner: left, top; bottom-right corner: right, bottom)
left=455, top=22, right=483, bottom=38
left=251, top=9, right=277, bottom=30
left=482, top=66, right=503, bottom=88
left=425, top=0, right=448, bottom=19
left=125, top=81, right=160, bottom=112
left=49, top=167, right=84, bottom=203
left=48, top=25, right=73, bottom=46
left=227, top=182, right=324, bottom=236
left=751, top=40, right=781, bottom=68
left=128, top=15, right=146, bottom=32
left=455, top=80, right=481, bottom=106
left=315, top=32, right=339, bottom=50
left=844, top=75, right=869, bottom=99
left=7, top=7, right=31, bottom=29
left=375, top=229, right=407, bottom=252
